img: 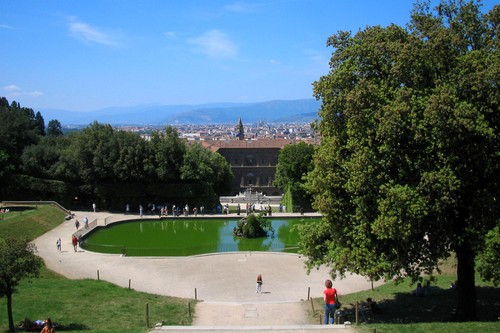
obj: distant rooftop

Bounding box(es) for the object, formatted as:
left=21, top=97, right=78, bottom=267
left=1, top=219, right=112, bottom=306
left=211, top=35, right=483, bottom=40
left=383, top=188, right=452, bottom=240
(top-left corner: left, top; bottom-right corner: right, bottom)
left=201, top=139, right=293, bottom=152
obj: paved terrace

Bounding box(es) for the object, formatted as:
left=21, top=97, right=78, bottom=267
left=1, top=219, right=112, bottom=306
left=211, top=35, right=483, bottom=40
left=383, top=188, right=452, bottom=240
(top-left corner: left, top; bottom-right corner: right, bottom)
left=34, top=210, right=382, bottom=332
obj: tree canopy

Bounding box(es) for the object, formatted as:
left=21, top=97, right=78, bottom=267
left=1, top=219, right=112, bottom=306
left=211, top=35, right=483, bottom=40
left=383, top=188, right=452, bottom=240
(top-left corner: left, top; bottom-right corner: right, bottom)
left=301, top=0, right=499, bottom=321
left=0, top=97, right=45, bottom=168
left=274, top=142, right=315, bottom=211
left=181, top=143, right=233, bottom=194
left=0, top=100, right=233, bottom=210
left=0, top=237, right=42, bottom=332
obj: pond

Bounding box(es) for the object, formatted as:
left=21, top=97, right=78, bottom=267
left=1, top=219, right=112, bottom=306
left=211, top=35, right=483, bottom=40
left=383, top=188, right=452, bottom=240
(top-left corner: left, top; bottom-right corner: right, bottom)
left=80, top=218, right=319, bottom=256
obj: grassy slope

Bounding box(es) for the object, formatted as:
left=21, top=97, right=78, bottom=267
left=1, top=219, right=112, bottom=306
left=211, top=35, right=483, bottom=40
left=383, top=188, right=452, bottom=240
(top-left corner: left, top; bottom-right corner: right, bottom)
left=0, top=205, right=66, bottom=240
left=308, top=260, right=500, bottom=333
left=0, top=205, right=194, bottom=333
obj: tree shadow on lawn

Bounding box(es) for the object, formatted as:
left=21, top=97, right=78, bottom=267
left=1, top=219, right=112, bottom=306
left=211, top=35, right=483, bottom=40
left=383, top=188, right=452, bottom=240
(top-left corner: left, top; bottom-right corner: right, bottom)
left=56, top=323, right=90, bottom=331
left=3, top=206, right=35, bottom=213
left=345, top=286, right=499, bottom=324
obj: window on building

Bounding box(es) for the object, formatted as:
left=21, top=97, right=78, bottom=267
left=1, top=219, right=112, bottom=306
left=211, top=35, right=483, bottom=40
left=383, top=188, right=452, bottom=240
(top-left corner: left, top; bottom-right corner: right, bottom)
left=245, top=155, right=255, bottom=166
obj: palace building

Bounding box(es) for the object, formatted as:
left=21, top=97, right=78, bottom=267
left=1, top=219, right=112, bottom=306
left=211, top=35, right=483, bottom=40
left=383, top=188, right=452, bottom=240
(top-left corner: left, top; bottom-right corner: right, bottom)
left=202, top=119, right=292, bottom=196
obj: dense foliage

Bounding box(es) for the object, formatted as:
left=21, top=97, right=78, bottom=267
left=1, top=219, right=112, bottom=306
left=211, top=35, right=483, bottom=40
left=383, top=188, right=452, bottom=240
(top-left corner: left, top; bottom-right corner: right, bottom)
left=0, top=97, right=44, bottom=168
left=301, top=0, right=499, bottom=321
left=233, top=213, right=273, bottom=238
left=0, top=237, right=42, bottom=332
left=274, top=142, right=315, bottom=211
left=0, top=99, right=233, bottom=210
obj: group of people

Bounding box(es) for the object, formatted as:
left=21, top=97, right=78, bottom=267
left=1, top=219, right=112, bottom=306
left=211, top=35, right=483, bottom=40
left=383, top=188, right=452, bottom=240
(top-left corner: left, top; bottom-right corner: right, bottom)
left=412, top=281, right=433, bottom=297
left=132, top=203, right=207, bottom=217
left=74, top=216, right=89, bottom=230
left=56, top=235, right=80, bottom=252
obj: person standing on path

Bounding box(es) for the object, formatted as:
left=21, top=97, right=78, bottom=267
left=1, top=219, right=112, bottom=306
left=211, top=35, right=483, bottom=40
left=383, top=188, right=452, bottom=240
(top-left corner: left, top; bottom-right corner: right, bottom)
left=256, top=274, right=263, bottom=293
left=323, top=279, right=339, bottom=325
left=72, top=235, right=78, bottom=252
left=56, top=238, right=61, bottom=252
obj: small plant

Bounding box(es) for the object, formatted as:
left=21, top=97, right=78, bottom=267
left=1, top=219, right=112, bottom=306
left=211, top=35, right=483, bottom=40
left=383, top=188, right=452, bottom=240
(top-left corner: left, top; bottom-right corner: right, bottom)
left=233, top=213, right=274, bottom=238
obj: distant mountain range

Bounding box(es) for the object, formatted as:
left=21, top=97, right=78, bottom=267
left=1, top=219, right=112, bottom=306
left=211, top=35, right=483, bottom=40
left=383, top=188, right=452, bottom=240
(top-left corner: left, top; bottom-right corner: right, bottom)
left=40, top=99, right=322, bottom=126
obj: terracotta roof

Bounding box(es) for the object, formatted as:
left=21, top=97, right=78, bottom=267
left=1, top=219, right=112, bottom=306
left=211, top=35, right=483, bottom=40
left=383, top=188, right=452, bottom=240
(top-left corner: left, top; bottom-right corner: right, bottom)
left=201, top=139, right=293, bottom=152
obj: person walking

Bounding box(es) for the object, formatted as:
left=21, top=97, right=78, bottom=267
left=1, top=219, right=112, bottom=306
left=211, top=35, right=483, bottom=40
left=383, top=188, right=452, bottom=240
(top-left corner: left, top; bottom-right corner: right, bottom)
left=72, top=235, right=78, bottom=252
left=56, top=238, right=61, bottom=252
left=323, top=279, right=339, bottom=324
left=256, top=274, right=263, bottom=293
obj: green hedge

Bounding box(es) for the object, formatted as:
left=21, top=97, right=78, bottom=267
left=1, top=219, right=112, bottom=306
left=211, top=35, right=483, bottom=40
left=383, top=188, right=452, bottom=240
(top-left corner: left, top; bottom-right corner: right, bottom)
left=0, top=175, right=219, bottom=211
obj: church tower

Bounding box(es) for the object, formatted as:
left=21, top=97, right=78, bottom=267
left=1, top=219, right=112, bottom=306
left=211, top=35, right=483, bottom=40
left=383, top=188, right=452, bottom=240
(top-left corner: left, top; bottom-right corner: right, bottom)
left=236, top=117, right=244, bottom=140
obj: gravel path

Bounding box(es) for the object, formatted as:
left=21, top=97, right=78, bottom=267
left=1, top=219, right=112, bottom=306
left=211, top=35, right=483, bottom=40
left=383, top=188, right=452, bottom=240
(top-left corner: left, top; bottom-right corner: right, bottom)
left=34, top=211, right=379, bottom=331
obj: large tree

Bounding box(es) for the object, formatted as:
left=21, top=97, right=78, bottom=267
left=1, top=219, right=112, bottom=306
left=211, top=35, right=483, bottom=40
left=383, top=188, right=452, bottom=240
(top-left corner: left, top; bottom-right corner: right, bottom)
left=302, top=0, right=499, bottom=321
left=0, top=237, right=42, bottom=332
left=274, top=142, right=315, bottom=211
left=46, top=119, right=63, bottom=137
left=150, top=126, right=186, bottom=182
left=180, top=143, right=233, bottom=195
left=0, top=98, right=43, bottom=167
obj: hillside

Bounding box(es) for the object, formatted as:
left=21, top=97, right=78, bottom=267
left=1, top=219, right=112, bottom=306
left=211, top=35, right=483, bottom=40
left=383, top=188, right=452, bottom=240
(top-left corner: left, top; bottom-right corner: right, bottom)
left=40, top=99, right=321, bottom=125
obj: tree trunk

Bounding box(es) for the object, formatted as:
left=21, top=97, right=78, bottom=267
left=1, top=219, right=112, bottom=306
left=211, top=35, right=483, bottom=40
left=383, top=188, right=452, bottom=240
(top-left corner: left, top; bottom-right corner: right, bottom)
left=7, top=292, right=14, bottom=332
left=455, top=242, right=477, bottom=321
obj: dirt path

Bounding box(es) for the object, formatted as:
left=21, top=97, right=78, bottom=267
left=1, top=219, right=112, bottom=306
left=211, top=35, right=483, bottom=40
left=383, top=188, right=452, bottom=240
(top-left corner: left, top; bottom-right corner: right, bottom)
left=35, top=211, right=376, bottom=332
left=193, top=302, right=310, bottom=326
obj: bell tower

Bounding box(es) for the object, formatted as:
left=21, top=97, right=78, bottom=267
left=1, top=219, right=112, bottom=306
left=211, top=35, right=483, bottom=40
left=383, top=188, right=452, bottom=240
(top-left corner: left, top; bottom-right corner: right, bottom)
left=236, top=117, right=244, bottom=140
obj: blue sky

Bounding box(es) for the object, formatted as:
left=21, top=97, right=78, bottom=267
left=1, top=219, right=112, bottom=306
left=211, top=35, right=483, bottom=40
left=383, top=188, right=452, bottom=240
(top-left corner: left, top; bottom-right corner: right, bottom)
left=1, top=1, right=497, bottom=112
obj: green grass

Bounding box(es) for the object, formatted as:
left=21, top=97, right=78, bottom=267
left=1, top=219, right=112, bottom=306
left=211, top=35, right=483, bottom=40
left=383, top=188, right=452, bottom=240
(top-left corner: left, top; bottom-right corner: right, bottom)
left=308, top=265, right=500, bottom=333
left=0, top=205, right=66, bottom=240
left=0, top=205, right=195, bottom=333
left=0, top=266, right=194, bottom=333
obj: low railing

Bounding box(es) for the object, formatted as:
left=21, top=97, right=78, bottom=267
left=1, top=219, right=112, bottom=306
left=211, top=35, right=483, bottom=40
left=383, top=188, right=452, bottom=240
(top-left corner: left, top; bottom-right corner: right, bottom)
left=80, top=241, right=301, bottom=257
left=1, top=200, right=69, bottom=213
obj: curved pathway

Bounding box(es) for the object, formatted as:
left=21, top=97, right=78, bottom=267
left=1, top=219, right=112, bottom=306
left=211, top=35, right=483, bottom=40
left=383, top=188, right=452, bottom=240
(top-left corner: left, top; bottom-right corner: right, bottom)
left=34, top=211, right=380, bottom=331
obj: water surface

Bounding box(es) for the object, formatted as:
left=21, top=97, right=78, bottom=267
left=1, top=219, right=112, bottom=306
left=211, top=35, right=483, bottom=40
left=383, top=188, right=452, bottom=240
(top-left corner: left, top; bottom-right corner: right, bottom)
left=81, top=218, right=318, bottom=256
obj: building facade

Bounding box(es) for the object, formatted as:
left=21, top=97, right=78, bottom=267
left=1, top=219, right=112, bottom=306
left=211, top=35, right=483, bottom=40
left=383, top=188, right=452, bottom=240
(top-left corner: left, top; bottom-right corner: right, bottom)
left=202, top=139, right=292, bottom=196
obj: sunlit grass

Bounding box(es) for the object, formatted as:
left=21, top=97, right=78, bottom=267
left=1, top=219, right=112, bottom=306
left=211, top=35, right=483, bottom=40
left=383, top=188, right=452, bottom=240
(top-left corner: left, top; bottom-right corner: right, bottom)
left=0, top=205, right=195, bottom=333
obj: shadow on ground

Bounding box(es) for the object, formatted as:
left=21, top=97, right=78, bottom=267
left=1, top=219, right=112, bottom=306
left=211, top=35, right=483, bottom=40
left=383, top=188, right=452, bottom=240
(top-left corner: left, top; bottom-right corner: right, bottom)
left=56, top=323, right=90, bottom=331
left=338, top=286, right=500, bottom=324
left=20, top=319, right=89, bottom=332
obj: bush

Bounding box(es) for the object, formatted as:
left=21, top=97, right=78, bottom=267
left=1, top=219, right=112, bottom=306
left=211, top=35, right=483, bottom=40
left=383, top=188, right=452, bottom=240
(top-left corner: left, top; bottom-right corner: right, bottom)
left=234, top=213, right=274, bottom=238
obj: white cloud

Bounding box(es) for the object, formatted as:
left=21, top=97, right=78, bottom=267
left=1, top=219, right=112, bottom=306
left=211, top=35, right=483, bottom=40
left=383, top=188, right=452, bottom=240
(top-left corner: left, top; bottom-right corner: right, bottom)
left=4, top=85, right=21, bottom=91
left=269, top=59, right=280, bottom=65
left=68, top=17, right=119, bottom=46
left=163, top=31, right=177, bottom=38
left=29, top=91, right=44, bottom=97
left=3, top=85, right=43, bottom=98
left=0, top=24, right=14, bottom=30
left=187, top=29, right=237, bottom=58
